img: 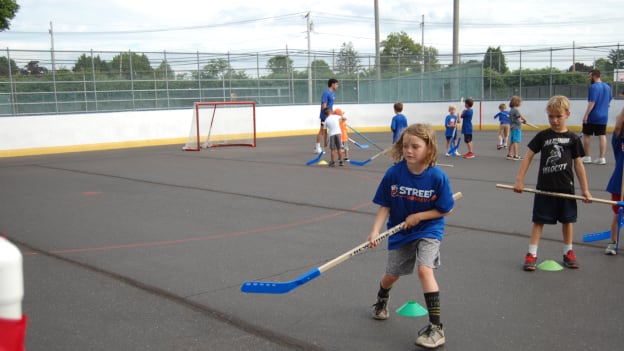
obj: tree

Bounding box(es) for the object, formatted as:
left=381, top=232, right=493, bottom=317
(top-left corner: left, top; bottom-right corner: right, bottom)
left=608, top=48, right=624, bottom=70
left=20, top=60, right=47, bottom=75
left=266, top=55, right=293, bottom=76
left=201, top=58, right=230, bottom=79
left=483, top=47, right=508, bottom=74
left=72, top=54, right=111, bottom=74
left=0, top=0, right=19, bottom=31
left=379, top=31, right=438, bottom=76
left=567, top=62, right=592, bottom=73
left=0, top=56, right=19, bottom=76
left=155, top=60, right=174, bottom=79
left=110, top=52, right=153, bottom=79
left=310, top=59, right=333, bottom=78
left=336, top=42, right=360, bottom=75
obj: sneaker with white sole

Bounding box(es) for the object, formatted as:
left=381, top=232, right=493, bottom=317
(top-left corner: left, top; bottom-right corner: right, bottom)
left=593, top=157, right=606, bottom=165
left=372, top=296, right=389, bottom=320
left=605, top=241, right=617, bottom=255
left=415, top=323, right=445, bottom=348
left=582, top=156, right=592, bottom=164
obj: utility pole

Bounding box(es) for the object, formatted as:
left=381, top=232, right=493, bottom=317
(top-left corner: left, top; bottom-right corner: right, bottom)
left=453, top=0, right=459, bottom=65
left=49, top=21, right=56, bottom=72
left=420, top=14, right=424, bottom=101
left=374, top=0, right=380, bottom=80
left=305, top=12, right=313, bottom=103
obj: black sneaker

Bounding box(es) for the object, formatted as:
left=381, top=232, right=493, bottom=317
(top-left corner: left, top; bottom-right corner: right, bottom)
left=328, top=161, right=335, bottom=167
left=339, top=160, right=344, bottom=166
left=372, top=296, right=389, bottom=320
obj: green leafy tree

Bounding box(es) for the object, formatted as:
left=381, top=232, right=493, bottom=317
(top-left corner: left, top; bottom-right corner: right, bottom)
left=154, top=60, right=174, bottom=79
left=310, top=59, right=333, bottom=78
left=20, top=60, right=47, bottom=75
left=266, top=55, right=293, bottom=76
left=336, top=42, right=360, bottom=75
left=380, top=31, right=438, bottom=76
left=110, top=52, right=153, bottom=79
left=201, top=58, right=229, bottom=79
left=0, top=0, right=19, bottom=31
left=72, top=54, right=111, bottom=74
left=483, top=46, right=508, bottom=74
left=593, top=58, right=613, bottom=77
left=568, top=62, right=592, bottom=73
left=608, top=48, right=624, bottom=69
left=0, top=56, right=19, bottom=76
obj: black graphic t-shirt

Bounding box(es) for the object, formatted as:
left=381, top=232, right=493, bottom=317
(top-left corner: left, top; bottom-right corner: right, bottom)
left=527, top=129, right=585, bottom=191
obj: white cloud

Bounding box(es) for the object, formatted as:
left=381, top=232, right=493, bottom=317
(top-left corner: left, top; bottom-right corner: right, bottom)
left=1, top=0, right=622, bottom=59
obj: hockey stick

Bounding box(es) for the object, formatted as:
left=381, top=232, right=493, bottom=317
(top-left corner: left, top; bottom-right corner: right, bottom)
left=241, top=192, right=463, bottom=294
left=347, top=124, right=385, bottom=151
left=496, top=183, right=619, bottom=205
left=349, top=137, right=369, bottom=149
left=305, top=151, right=324, bottom=166
left=448, top=127, right=461, bottom=155
left=350, top=147, right=391, bottom=167
left=448, top=97, right=464, bottom=155
left=583, top=161, right=624, bottom=245
left=523, top=121, right=539, bottom=129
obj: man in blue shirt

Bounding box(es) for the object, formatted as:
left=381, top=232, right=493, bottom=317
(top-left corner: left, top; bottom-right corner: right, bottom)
left=314, top=78, right=339, bottom=154
left=582, top=69, right=612, bottom=165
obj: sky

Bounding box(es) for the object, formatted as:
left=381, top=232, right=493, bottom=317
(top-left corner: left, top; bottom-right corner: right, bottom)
left=1, top=0, right=622, bottom=65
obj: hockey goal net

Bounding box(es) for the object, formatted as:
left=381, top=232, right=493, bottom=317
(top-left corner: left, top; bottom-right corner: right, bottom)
left=183, top=101, right=256, bottom=151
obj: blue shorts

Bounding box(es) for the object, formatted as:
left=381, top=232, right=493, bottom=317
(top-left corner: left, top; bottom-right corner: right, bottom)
left=510, top=129, right=522, bottom=143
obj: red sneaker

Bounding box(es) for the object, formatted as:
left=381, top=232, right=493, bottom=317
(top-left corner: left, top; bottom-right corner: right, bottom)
left=463, top=152, right=475, bottom=159
left=523, top=253, right=537, bottom=271
left=563, top=250, right=579, bottom=269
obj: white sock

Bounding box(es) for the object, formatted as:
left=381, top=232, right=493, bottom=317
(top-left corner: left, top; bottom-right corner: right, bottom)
left=528, top=245, right=538, bottom=256
left=563, top=244, right=573, bottom=255
left=315, top=143, right=320, bottom=149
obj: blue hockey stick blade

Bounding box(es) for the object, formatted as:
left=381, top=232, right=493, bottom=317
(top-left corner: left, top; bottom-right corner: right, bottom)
left=305, top=151, right=324, bottom=166
left=241, top=268, right=321, bottom=294
left=349, top=158, right=372, bottom=166
left=355, top=142, right=369, bottom=149
left=582, top=230, right=611, bottom=242
left=448, top=137, right=461, bottom=154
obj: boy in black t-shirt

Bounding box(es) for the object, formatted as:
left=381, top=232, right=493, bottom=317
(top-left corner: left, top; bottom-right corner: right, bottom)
left=513, top=95, right=592, bottom=271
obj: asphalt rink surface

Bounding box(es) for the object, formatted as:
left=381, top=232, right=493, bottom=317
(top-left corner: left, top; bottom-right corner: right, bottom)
left=1, top=130, right=623, bottom=351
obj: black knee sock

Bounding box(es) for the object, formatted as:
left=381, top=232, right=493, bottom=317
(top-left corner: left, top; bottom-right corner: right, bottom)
left=377, top=284, right=391, bottom=298
left=424, top=291, right=441, bottom=325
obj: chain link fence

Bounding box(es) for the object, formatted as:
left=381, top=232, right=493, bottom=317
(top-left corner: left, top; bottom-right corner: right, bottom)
left=0, top=44, right=622, bottom=116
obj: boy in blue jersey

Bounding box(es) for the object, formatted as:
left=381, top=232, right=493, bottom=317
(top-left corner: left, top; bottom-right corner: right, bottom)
left=390, top=102, right=408, bottom=144
left=493, top=103, right=510, bottom=149
left=315, top=78, right=339, bottom=154
left=444, top=104, right=459, bottom=156
left=367, top=123, right=455, bottom=349
left=513, top=95, right=592, bottom=271
left=458, top=97, right=475, bottom=158
left=582, top=69, right=612, bottom=165
left=605, top=107, right=624, bottom=255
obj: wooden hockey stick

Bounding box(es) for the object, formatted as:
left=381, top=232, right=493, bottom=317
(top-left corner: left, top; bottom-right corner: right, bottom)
left=241, top=192, right=463, bottom=294
left=496, top=183, right=616, bottom=205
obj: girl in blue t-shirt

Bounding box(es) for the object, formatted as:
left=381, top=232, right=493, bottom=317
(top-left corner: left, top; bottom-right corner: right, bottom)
left=366, top=123, right=455, bottom=349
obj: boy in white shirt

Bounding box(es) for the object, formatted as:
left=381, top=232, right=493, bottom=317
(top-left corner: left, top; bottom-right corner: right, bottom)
left=324, top=108, right=344, bottom=167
